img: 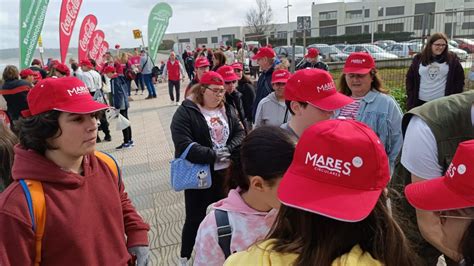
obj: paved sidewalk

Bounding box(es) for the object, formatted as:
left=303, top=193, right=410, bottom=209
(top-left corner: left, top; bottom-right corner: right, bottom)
left=96, top=80, right=187, bottom=265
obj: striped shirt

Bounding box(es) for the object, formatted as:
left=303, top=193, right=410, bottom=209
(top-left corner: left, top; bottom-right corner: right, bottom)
left=339, top=96, right=363, bottom=120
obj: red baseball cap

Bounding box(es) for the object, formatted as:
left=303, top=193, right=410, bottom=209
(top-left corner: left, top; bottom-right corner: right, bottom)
left=80, top=59, right=93, bottom=68
left=231, top=62, right=243, bottom=71
left=405, top=140, right=474, bottom=211
left=343, top=52, right=375, bottom=74
left=251, top=47, right=275, bottom=60
left=195, top=57, right=210, bottom=68
left=272, top=69, right=291, bottom=84
left=21, top=77, right=109, bottom=117
left=199, top=71, right=224, bottom=86
left=278, top=119, right=390, bottom=222
left=33, top=71, right=42, bottom=81
left=55, top=63, right=70, bottom=76
left=216, top=65, right=238, bottom=82
left=20, top=69, right=35, bottom=78
left=284, top=68, right=353, bottom=111
left=305, top=48, right=319, bottom=58
left=103, top=66, right=116, bottom=74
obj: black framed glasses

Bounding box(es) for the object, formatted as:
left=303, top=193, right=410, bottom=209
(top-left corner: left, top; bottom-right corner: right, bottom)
left=224, top=80, right=237, bottom=85
left=206, top=87, right=225, bottom=95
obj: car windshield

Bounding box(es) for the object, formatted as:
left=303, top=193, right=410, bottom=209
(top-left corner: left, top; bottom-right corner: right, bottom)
left=363, top=45, right=384, bottom=53
left=315, top=46, right=340, bottom=54
left=281, top=47, right=305, bottom=55
left=462, top=39, right=474, bottom=45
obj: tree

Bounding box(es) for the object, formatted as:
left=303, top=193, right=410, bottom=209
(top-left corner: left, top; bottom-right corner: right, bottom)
left=245, top=0, right=273, bottom=34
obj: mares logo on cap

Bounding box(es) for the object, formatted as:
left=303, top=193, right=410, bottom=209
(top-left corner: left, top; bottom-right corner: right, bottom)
left=305, top=152, right=363, bottom=177
left=447, top=162, right=468, bottom=178
left=67, top=86, right=89, bottom=96
left=350, top=59, right=365, bottom=64
left=316, top=81, right=336, bottom=93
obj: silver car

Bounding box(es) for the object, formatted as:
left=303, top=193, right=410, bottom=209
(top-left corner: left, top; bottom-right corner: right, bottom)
left=307, top=44, right=349, bottom=62
left=342, top=44, right=398, bottom=60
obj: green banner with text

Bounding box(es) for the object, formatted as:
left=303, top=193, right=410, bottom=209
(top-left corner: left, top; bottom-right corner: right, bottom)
left=19, top=0, right=50, bottom=69
left=148, top=2, right=172, bottom=62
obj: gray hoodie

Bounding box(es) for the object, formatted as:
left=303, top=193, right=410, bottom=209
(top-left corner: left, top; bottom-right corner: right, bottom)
left=254, top=92, right=290, bottom=127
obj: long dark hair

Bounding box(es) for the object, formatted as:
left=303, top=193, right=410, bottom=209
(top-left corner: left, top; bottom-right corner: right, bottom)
left=212, top=51, right=226, bottom=71
left=265, top=192, right=420, bottom=266
left=420, top=32, right=452, bottom=66
left=460, top=219, right=474, bottom=264
left=227, top=126, right=295, bottom=192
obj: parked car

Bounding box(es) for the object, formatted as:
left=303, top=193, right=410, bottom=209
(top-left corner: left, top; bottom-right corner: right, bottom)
left=333, top=43, right=348, bottom=52
left=274, top=45, right=306, bottom=66
left=374, top=40, right=396, bottom=49
left=448, top=44, right=469, bottom=61
left=307, top=44, right=349, bottom=62
left=448, top=40, right=459, bottom=48
left=342, top=44, right=398, bottom=60
left=453, top=38, right=474, bottom=53
left=385, top=43, right=422, bottom=58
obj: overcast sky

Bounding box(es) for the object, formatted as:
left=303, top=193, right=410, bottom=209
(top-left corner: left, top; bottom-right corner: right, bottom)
left=0, top=0, right=358, bottom=50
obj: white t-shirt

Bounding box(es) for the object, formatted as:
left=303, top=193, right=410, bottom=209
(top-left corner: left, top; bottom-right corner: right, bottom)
left=418, top=62, right=449, bottom=102
left=199, top=106, right=230, bottom=170
left=401, top=106, right=474, bottom=179
left=76, top=71, right=95, bottom=93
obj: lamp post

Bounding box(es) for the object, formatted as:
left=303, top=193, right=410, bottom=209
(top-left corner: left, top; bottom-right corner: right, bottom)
left=284, top=0, right=292, bottom=46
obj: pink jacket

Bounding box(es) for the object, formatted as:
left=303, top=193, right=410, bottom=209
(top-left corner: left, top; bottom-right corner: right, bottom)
left=193, top=188, right=277, bottom=266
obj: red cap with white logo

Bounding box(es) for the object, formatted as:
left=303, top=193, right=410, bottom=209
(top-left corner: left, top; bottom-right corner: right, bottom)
left=405, top=140, right=474, bottom=211
left=195, top=57, right=210, bottom=68
left=278, top=119, right=390, bottom=222
left=343, top=52, right=375, bottom=74
left=199, top=71, right=224, bottom=86
left=271, top=69, right=291, bottom=84
left=21, top=77, right=109, bottom=117
left=216, top=65, right=238, bottom=82
left=284, top=68, right=353, bottom=111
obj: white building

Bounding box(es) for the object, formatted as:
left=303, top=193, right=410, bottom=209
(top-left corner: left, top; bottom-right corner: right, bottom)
left=312, top=0, right=474, bottom=37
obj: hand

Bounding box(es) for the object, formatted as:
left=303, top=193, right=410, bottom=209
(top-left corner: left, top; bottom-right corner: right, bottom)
left=215, top=147, right=230, bottom=163
left=128, top=246, right=150, bottom=266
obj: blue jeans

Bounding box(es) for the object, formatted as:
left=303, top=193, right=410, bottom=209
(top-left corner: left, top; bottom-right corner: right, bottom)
left=143, top=73, right=156, bottom=97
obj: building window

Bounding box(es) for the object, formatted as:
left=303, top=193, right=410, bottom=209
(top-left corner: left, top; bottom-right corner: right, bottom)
left=464, top=10, right=474, bottom=16
left=377, top=24, right=384, bottom=32
left=364, top=25, right=370, bottom=33
left=385, top=23, right=404, bottom=32
left=462, top=22, right=474, bottom=29
left=378, top=7, right=384, bottom=17
left=465, top=0, right=474, bottom=2
left=211, top=37, right=218, bottom=43
left=346, top=10, right=362, bottom=19
left=195, top=37, right=208, bottom=46
left=319, top=11, right=337, bottom=20
left=276, top=31, right=288, bottom=38
left=386, top=6, right=404, bottom=16
left=365, top=9, right=370, bottom=18
left=346, top=25, right=362, bottom=35
left=319, top=19, right=337, bottom=36
left=414, top=2, right=436, bottom=30
left=178, top=38, right=190, bottom=43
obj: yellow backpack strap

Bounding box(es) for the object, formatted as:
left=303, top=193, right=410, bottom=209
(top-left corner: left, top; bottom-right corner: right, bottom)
left=94, top=150, right=122, bottom=188
left=19, top=179, right=46, bottom=266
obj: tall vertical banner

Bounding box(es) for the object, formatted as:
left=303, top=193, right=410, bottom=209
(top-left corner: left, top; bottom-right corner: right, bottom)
left=148, top=3, right=173, bottom=61
left=95, top=41, right=109, bottom=71
left=59, top=0, right=83, bottom=63
left=88, top=30, right=105, bottom=61
left=78, top=14, right=97, bottom=62
left=19, top=0, right=50, bottom=69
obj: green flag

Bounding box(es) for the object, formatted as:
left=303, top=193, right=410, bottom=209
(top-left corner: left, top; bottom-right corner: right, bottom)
left=148, top=2, right=172, bottom=61
left=19, top=0, right=50, bottom=69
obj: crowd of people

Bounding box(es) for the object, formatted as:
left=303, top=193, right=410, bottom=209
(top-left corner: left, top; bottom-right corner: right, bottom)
left=0, top=31, right=474, bottom=265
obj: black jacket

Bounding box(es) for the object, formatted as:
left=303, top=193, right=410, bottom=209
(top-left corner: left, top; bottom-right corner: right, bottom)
left=170, top=99, right=245, bottom=166
left=225, top=91, right=247, bottom=132
left=252, top=67, right=274, bottom=122
left=296, top=60, right=329, bottom=71
left=1, top=79, right=31, bottom=120
left=237, top=81, right=256, bottom=123
left=406, top=53, right=465, bottom=110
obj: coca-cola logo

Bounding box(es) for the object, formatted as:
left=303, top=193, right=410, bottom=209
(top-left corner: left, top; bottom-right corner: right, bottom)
left=60, top=0, right=81, bottom=37
left=89, top=34, right=103, bottom=59
left=79, top=19, right=96, bottom=51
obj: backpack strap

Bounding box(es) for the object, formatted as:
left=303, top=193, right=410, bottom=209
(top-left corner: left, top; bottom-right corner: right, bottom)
left=214, top=209, right=232, bottom=259
left=94, top=150, right=122, bottom=189
left=19, top=179, right=46, bottom=266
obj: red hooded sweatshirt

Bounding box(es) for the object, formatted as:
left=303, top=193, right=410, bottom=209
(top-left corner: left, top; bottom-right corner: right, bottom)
left=0, top=146, right=150, bottom=265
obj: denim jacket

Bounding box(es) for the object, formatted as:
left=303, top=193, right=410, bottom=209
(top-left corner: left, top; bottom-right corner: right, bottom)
left=335, top=90, right=403, bottom=172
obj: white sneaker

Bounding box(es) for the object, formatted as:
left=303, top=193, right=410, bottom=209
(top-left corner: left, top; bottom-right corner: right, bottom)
left=175, top=101, right=180, bottom=106
left=179, top=257, right=189, bottom=266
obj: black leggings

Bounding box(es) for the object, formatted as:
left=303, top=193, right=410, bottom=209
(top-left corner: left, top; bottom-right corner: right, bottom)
left=119, top=109, right=132, bottom=143
left=180, top=169, right=227, bottom=259
left=168, top=80, right=180, bottom=102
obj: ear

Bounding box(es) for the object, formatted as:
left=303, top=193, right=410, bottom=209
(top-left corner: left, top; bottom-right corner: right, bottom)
left=290, top=101, right=301, bottom=116
left=249, top=176, right=266, bottom=192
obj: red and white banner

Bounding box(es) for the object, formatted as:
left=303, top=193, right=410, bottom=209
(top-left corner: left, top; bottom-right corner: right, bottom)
left=78, top=14, right=97, bottom=62
left=95, top=40, right=109, bottom=71
left=88, top=30, right=105, bottom=62
left=59, top=0, right=83, bottom=63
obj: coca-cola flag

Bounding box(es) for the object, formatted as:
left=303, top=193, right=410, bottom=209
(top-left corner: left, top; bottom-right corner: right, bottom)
left=88, top=30, right=105, bottom=61
left=78, top=14, right=97, bottom=62
left=95, top=41, right=109, bottom=71
left=59, top=0, right=83, bottom=63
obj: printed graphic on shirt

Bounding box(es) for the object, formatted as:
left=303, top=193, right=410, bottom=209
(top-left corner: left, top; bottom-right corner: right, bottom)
left=207, top=113, right=229, bottom=149
left=427, top=64, right=440, bottom=80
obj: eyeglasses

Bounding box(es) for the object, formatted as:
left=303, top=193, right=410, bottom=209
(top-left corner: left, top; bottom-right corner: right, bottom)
left=432, top=43, right=447, bottom=47
left=439, top=214, right=474, bottom=220
left=234, top=69, right=242, bottom=73
left=224, top=80, right=237, bottom=85
left=206, top=87, right=225, bottom=95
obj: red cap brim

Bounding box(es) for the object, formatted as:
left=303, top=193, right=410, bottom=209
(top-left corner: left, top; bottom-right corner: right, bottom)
left=272, top=78, right=288, bottom=84
left=308, top=92, right=354, bottom=111
left=405, top=177, right=474, bottom=211
left=54, top=101, right=109, bottom=114
left=343, top=67, right=372, bottom=74
left=278, top=169, right=383, bottom=222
